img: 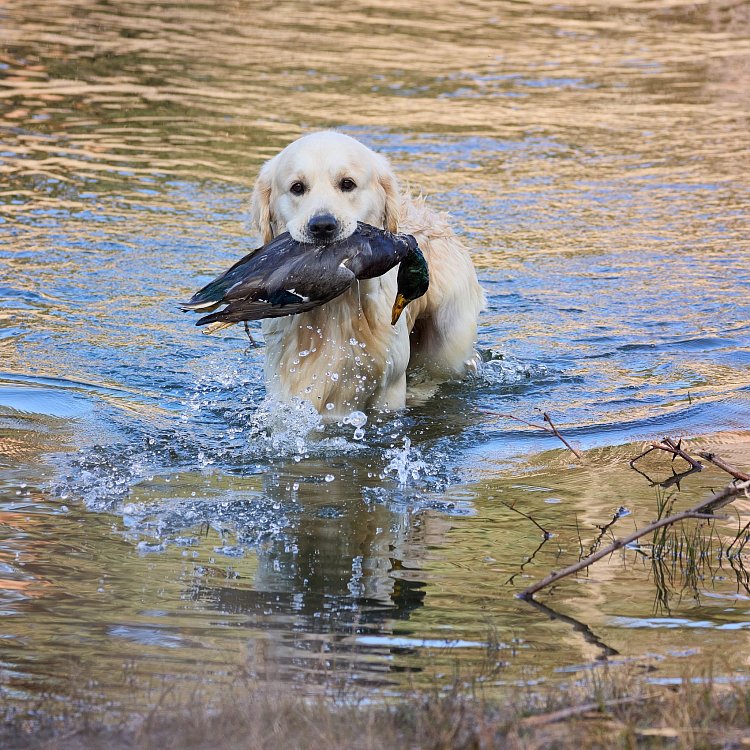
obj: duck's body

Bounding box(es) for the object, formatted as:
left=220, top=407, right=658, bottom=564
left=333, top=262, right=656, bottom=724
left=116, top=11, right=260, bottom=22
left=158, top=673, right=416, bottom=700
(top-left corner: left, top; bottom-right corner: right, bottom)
left=181, top=223, right=425, bottom=332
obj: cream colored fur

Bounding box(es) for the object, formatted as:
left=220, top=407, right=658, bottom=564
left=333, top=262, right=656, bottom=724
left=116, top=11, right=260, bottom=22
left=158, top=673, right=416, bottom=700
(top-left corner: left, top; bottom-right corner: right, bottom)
left=250, top=131, right=484, bottom=418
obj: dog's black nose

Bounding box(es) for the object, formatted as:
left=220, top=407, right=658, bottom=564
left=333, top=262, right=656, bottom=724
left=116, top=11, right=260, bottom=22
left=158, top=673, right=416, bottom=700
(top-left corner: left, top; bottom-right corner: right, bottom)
left=308, top=213, right=338, bottom=241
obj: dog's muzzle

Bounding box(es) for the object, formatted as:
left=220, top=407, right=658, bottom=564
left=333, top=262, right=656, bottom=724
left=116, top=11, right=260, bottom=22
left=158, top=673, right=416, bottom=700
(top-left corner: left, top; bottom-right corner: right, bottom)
left=307, top=212, right=339, bottom=243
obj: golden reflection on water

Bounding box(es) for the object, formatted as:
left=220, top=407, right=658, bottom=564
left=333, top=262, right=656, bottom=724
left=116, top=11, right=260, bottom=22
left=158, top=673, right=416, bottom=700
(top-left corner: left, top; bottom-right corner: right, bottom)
left=2, top=0, right=749, bottom=199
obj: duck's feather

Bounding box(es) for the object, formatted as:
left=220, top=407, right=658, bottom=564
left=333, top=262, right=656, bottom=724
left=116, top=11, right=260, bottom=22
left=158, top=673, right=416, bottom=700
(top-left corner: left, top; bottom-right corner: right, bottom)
left=180, top=223, right=418, bottom=328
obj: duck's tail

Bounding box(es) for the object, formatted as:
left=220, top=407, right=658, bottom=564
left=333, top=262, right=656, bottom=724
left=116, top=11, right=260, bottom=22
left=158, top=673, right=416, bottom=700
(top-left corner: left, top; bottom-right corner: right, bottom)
left=201, top=321, right=234, bottom=335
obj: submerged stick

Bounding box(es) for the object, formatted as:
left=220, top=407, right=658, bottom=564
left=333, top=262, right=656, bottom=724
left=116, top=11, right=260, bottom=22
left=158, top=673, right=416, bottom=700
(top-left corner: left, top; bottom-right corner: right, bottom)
left=489, top=411, right=582, bottom=460
left=517, top=479, right=750, bottom=600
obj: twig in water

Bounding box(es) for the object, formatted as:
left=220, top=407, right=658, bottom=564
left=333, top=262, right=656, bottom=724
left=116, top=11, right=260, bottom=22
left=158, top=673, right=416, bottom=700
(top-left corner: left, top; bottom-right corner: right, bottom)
left=502, top=502, right=551, bottom=539
left=695, top=451, right=750, bottom=482
left=488, top=411, right=582, bottom=460
left=505, top=536, right=549, bottom=586
left=503, top=502, right=552, bottom=585
left=630, top=437, right=703, bottom=472
left=542, top=412, right=583, bottom=459
left=517, top=479, right=750, bottom=600
left=587, top=506, right=629, bottom=557
left=574, top=513, right=584, bottom=561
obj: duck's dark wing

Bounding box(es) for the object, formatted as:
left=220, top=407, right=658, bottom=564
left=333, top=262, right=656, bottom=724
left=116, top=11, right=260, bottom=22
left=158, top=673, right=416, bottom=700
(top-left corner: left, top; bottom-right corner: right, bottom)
left=194, top=245, right=358, bottom=325
left=179, top=232, right=303, bottom=312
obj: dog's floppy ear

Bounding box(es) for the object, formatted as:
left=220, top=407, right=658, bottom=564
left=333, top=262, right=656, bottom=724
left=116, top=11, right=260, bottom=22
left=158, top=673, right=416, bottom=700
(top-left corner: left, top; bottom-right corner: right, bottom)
left=375, top=154, right=401, bottom=233
left=250, top=159, right=275, bottom=244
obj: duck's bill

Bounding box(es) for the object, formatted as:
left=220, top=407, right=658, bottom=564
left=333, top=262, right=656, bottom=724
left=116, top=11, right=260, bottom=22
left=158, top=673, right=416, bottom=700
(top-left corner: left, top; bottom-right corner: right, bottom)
left=391, top=293, right=408, bottom=326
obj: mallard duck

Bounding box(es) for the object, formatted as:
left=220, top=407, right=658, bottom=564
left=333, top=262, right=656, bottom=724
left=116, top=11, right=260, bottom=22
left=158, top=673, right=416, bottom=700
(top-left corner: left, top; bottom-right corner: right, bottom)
left=180, top=223, right=429, bottom=335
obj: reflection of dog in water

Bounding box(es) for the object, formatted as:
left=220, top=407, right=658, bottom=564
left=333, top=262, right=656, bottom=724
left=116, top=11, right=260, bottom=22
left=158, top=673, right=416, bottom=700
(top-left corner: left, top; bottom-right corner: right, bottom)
left=249, top=131, right=484, bottom=418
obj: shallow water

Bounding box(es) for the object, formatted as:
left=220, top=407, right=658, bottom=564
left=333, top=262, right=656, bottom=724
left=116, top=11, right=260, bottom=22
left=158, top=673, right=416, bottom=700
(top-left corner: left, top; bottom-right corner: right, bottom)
left=2, top=0, right=750, bottom=716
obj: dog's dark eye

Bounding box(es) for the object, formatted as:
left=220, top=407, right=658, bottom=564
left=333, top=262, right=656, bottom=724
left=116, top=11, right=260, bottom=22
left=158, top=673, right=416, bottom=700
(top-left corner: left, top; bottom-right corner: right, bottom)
left=339, top=178, right=356, bottom=192
left=290, top=181, right=306, bottom=196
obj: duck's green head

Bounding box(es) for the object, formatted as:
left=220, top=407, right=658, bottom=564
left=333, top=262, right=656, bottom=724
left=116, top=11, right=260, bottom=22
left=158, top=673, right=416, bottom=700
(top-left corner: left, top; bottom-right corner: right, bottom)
left=391, top=240, right=429, bottom=325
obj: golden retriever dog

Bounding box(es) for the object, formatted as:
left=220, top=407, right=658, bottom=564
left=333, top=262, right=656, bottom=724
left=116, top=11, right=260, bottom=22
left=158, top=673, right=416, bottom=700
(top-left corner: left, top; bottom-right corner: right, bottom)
left=250, top=131, right=484, bottom=418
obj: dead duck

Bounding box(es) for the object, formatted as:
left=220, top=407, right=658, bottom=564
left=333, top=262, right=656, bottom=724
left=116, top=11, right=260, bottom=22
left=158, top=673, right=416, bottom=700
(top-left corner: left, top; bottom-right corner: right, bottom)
left=180, top=222, right=429, bottom=335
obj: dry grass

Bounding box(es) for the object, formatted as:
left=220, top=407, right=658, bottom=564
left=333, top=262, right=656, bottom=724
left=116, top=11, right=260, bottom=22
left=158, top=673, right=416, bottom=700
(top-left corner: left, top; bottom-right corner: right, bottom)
left=4, top=663, right=750, bottom=750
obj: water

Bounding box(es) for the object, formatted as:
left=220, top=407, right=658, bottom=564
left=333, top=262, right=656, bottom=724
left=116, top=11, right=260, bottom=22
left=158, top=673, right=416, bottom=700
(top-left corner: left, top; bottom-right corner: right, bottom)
left=2, top=0, right=750, bottom=717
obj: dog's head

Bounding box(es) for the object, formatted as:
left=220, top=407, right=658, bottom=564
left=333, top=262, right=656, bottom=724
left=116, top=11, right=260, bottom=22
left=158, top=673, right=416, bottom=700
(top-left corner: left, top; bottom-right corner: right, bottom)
left=250, top=131, right=400, bottom=245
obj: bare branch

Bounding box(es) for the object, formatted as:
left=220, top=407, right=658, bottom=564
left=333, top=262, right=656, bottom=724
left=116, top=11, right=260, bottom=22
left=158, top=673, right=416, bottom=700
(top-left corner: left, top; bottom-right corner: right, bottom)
left=517, top=479, right=750, bottom=600
left=587, top=506, right=629, bottom=557
left=488, top=411, right=582, bottom=460
left=695, top=451, right=750, bottom=482
left=631, top=437, right=702, bottom=471
left=542, top=412, right=583, bottom=459
left=629, top=445, right=658, bottom=467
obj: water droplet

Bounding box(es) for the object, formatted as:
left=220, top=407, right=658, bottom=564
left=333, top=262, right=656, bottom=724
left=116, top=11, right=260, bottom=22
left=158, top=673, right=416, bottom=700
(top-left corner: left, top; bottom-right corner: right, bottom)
left=324, top=474, right=335, bottom=483
left=330, top=373, right=339, bottom=382
left=299, top=349, right=310, bottom=358
left=325, top=402, right=335, bottom=411
left=348, top=411, right=367, bottom=428
left=353, top=427, right=365, bottom=440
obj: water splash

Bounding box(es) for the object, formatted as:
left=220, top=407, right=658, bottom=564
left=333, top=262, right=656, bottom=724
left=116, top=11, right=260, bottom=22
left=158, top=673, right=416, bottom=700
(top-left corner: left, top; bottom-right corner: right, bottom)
left=476, top=351, right=550, bottom=386
left=382, top=437, right=429, bottom=487
left=57, top=442, right=160, bottom=512
left=121, top=492, right=291, bottom=553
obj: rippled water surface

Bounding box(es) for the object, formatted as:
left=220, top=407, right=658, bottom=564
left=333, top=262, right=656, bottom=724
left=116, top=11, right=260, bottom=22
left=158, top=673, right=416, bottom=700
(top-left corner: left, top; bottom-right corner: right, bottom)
left=2, top=0, right=750, bottom=717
